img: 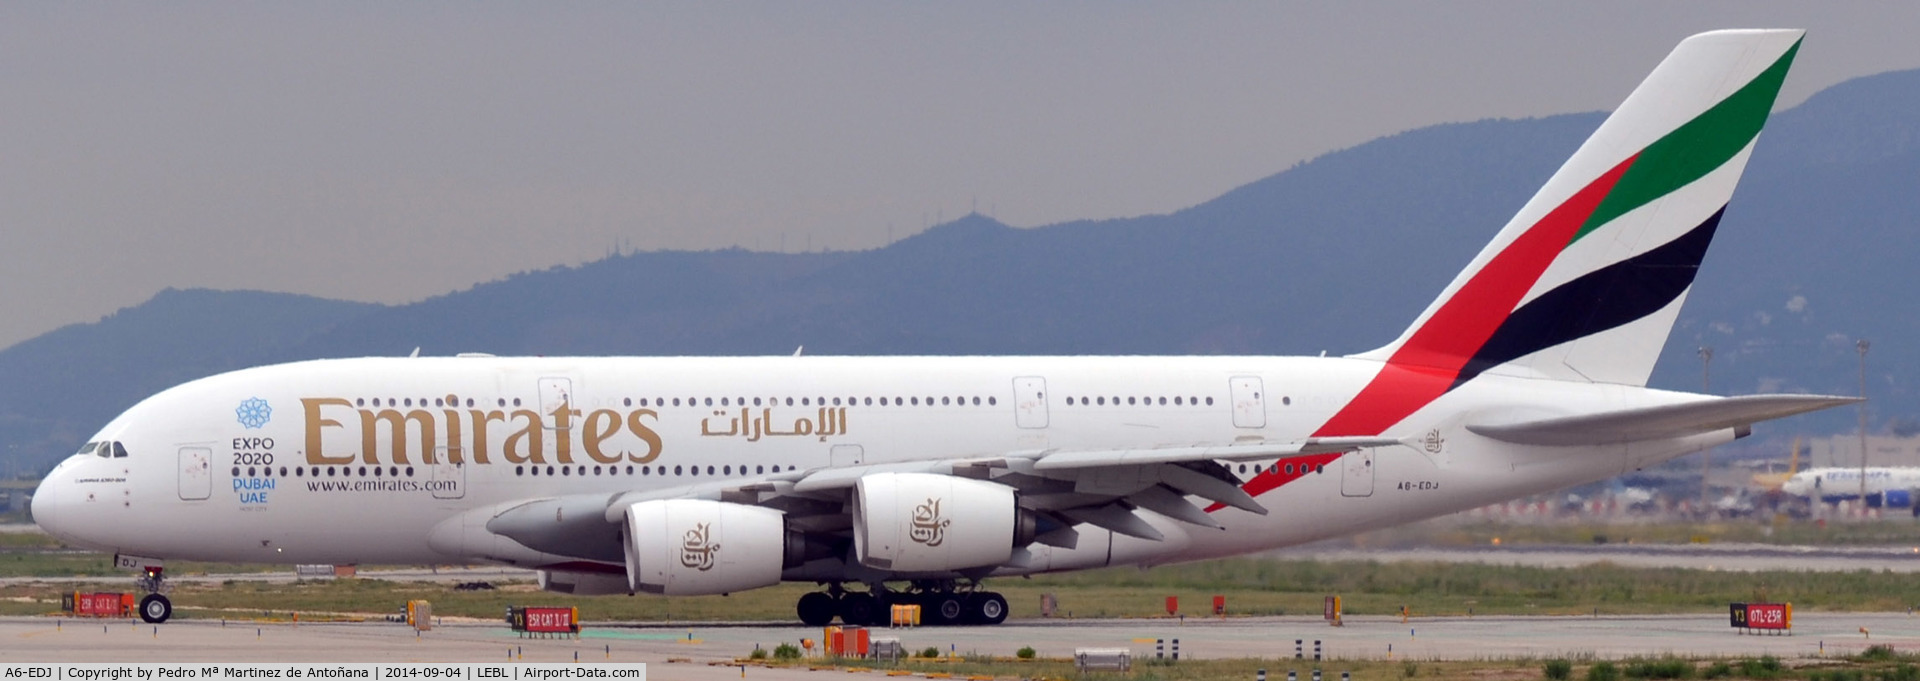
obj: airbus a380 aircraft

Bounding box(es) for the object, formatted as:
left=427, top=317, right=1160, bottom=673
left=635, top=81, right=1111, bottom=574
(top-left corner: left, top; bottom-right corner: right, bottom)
left=34, top=29, right=1854, bottom=626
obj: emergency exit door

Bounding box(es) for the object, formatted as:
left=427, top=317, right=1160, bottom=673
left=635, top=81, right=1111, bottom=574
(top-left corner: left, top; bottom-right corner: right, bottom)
left=1341, top=449, right=1375, bottom=497
left=178, top=447, right=211, bottom=501
left=1014, top=377, right=1049, bottom=429
left=1229, top=376, right=1266, bottom=428
left=538, top=377, right=573, bottom=428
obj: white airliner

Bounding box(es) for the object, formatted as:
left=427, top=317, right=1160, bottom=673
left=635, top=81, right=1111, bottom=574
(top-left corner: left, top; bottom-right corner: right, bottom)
left=1782, top=468, right=1920, bottom=509
left=34, top=29, right=1852, bottom=626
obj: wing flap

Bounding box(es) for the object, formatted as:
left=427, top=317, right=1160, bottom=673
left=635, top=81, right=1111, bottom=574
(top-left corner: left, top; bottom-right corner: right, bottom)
left=1467, top=394, right=1858, bottom=446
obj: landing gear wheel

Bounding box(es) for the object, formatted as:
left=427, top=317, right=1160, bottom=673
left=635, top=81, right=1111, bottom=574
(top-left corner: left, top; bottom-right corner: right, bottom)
left=839, top=592, right=880, bottom=626
left=928, top=594, right=966, bottom=625
left=797, top=592, right=837, bottom=626
left=139, top=594, right=172, bottom=624
left=969, top=592, right=1008, bottom=625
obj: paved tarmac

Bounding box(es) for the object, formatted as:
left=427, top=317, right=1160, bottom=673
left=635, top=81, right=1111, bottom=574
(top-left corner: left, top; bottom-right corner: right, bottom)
left=1277, top=543, right=1920, bottom=573
left=5, top=612, right=1920, bottom=678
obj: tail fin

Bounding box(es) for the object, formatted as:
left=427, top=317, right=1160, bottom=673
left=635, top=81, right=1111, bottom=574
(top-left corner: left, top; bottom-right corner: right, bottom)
left=1356, top=29, right=1803, bottom=389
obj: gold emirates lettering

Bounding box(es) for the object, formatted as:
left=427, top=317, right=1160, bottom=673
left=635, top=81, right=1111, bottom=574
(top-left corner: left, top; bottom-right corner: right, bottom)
left=301, top=398, right=663, bottom=466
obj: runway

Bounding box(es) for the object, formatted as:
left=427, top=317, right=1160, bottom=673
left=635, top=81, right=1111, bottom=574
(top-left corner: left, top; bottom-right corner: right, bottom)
left=1276, top=543, right=1920, bottom=573
left=5, top=612, right=1917, bottom=678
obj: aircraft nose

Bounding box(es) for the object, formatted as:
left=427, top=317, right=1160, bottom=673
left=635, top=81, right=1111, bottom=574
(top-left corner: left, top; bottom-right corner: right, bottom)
left=31, top=473, right=75, bottom=543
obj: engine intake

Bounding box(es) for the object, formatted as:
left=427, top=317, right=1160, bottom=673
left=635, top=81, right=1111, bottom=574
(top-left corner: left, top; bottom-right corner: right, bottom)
left=853, top=473, right=1031, bottom=572
left=622, top=499, right=787, bottom=596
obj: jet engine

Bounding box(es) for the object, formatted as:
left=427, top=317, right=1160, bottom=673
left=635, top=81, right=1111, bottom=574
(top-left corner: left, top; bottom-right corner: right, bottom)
left=853, top=473, right=1034, bottom=572
left=621, top=499, right=788, bottom=596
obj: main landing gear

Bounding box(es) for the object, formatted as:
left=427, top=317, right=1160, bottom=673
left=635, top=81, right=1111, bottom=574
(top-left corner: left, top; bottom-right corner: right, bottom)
left=136, top=565, right=172, bottom=623
left=796, top=581, right=1009, bottom=627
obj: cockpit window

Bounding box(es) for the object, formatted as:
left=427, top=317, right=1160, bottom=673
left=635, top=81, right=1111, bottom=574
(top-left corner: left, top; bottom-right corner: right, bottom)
left=111, top=441, right=129, bottom=458
left=77, top=442, right=100, bottom=457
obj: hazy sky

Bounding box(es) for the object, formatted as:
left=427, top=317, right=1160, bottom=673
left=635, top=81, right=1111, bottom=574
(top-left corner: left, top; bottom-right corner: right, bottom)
left=3, top=3, right=1917, bottom=350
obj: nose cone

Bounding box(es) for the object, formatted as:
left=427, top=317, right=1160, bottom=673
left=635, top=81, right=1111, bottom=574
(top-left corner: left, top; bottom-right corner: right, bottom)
left=31, top=477, right=65, bottom=537
left=31, top=474, right=70, bottom=540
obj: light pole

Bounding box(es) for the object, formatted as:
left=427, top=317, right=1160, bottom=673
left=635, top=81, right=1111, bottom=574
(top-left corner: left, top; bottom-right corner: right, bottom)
left=1858, top=339, right=1870, bottom=505
left=1699, top=346, right=1714, bottom=514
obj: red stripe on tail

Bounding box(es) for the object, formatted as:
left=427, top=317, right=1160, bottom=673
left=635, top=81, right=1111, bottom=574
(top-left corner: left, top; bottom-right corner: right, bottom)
left=1219, top=154, right=1637, bottom=509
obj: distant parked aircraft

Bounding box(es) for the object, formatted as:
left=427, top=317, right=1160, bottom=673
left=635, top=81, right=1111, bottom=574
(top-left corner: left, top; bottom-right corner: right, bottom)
left=1781, top=467, right=1920, bottom=511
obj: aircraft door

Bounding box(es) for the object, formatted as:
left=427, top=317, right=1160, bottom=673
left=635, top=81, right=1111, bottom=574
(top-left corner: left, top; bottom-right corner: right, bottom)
left=1014, top=376, right=1048, bottom=429
left=538, top=377, right=573, bottom=428
left=431, top=446, right=466, bottom=499
left=1341, top=449, right=1375, bottom=497
left=1229, top=376, right=1266, bottom=428
left=177, top=447, right=211, bottom=501
left=831, top=445, right=864, bottom=468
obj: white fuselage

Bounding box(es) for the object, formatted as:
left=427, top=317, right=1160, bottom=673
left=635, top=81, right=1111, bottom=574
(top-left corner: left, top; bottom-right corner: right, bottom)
left=33, top=354, right=1726, bottom=579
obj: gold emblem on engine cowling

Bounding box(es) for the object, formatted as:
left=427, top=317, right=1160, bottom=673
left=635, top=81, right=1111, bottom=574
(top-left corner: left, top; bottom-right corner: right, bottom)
left=909, top=498, right=951, bottom=547
left=679, top=522, right=718, bottom=571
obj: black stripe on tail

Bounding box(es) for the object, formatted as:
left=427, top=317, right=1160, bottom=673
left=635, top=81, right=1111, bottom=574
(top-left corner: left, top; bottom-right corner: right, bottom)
left=1450, top=205, right=1725, bottom=391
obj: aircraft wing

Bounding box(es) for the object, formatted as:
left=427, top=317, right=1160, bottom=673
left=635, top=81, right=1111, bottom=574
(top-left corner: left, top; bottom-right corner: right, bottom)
left=1025, top=436, right=1403, bottom=470
left=601, top=436, right=1401, bottom=542
left=1465, top=394, right=1858, bottom=447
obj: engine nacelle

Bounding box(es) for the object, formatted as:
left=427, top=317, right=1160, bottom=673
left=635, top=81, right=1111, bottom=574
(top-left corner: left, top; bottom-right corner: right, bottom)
left=853, top=473, right=1028, bottom=572
left=622, top=499, right=785, bottom=596
left=537, top=569, right=631, bottom=596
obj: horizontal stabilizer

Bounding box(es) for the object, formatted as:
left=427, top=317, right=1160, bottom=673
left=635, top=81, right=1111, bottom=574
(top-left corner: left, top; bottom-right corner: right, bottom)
left=1467, top=394, right=1858, bottom=446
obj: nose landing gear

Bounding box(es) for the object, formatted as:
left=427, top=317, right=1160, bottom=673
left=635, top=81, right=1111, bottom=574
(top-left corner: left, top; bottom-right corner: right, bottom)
left=136, top=565, right=172, bottom=623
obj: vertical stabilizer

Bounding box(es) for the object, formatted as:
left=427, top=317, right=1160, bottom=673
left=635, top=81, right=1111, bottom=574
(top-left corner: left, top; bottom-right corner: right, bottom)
left=1355, top=30, right=1802, bottom=391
